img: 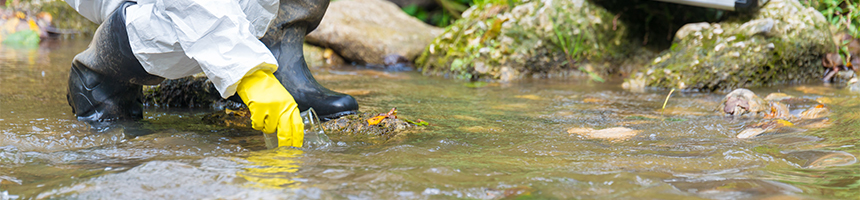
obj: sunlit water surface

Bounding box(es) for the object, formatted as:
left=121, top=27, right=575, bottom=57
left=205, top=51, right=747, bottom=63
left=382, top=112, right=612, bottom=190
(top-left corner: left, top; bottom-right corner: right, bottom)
left=1, top=39, right=859, bottom=199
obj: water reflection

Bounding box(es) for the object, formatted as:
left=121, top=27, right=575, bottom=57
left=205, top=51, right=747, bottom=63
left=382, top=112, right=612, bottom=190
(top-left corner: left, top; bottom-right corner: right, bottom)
left=1, top=38, right=859, bottom=199
left=240, top=147, right=304, bottom=189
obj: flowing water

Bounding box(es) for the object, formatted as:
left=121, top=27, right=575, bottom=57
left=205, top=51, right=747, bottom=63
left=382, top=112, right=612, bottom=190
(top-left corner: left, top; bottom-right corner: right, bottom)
left=1, top=38, right=859, bottom=199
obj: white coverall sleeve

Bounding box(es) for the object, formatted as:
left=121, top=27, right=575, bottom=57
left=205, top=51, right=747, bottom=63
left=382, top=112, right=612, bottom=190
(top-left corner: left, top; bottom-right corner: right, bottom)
left=124, top=0, right=279, bottom=98
left=64, top=0, right=130, bottom=24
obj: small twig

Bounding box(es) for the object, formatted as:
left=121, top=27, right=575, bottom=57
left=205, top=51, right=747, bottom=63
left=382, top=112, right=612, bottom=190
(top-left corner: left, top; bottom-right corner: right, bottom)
left=661, top=88, right=675, bottom=118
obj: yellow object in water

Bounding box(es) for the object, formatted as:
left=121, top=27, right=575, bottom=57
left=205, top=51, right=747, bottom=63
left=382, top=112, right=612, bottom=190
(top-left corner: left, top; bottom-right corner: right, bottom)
left=236, top=67, right=304, bottom=148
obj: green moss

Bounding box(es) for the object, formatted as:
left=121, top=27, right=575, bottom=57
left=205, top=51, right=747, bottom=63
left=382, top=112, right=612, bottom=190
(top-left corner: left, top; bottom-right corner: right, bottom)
left=416, top=0, right=636, bottom=81
left=628, top=0, right=835, bottom=91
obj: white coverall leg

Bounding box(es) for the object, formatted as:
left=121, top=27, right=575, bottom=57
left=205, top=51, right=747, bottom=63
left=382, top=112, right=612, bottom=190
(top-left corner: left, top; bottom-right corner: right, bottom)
left=125, top=0, right=279, bottom=98
left=65, top=0, right=280, bottom=121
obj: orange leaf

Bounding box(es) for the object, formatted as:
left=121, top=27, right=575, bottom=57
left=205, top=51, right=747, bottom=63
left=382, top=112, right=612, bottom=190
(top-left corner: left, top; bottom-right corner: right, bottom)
left=367, top=116, right=386, bottom=125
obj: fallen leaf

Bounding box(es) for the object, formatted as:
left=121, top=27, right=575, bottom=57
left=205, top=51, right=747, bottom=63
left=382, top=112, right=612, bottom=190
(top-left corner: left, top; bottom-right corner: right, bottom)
left=366, top=116, right=386, bottom=125
left=367, top=108, right=398, bottom=125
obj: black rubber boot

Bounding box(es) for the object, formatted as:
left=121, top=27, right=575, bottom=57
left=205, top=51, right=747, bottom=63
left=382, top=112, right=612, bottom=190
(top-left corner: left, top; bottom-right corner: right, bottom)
left=260, top=0, right=358, bottom=121
left=66, top=2, right=164, bottom=122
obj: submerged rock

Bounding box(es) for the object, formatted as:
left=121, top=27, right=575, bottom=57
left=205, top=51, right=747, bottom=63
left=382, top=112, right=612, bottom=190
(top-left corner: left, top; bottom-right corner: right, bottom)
left=627, top=0, right=835, bottom=91
left=306, top=0, right=443, bottom=65
left=322, top=113, right=419, bottom=142
left=783, top=150, right=857, bottom=168
left=736, top=119, right=799, bottom=138
left=669, top=179, right=803, bottom=199
left=567, top=127, right=639, bottom=141
left=200, top=108, right=421, bottom=143
left=800, top=104, right=830, bottom=119
left=718, top=88, right=835, bottom=139
left=718, top=88, right=768, bottom=116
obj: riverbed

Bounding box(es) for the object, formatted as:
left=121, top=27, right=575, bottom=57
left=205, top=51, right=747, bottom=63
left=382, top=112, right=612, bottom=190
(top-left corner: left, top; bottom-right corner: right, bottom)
left=1, top=38, right=858, bottom=199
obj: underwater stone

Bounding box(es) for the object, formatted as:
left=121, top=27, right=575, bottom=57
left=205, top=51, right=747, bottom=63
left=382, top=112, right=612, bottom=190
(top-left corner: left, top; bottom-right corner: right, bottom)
left=718, top=88, right=768, bottom=116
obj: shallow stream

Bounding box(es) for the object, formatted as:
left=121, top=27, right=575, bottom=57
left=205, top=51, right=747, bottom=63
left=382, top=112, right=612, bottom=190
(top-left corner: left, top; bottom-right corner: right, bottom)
left=1, top=38, right=859, bottom=199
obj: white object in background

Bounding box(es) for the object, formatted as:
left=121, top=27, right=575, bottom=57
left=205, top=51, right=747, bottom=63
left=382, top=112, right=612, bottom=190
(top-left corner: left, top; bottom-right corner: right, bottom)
left=653, top=0, right=768, bottom=11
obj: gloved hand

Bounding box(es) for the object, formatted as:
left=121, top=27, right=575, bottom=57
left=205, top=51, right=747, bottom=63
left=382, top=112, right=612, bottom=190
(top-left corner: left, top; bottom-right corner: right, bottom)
left=237, top=65, right=304, bottom=147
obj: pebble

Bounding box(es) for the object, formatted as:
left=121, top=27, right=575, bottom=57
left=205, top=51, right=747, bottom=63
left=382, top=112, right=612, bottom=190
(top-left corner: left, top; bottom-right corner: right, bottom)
left=568, top=127, right=639, bottom=140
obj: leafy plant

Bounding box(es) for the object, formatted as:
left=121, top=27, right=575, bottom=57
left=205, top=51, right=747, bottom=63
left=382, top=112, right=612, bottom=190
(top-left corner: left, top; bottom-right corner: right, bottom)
left=801, top=0, right=860, bottom=65
left=403, top=0, right=521, bottom=27
left=402, top=0, right=471, bottom=27
left=548, top=16, right=605, bottom=82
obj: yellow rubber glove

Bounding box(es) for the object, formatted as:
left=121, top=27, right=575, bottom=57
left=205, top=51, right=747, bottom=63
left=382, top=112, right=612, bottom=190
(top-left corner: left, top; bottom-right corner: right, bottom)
left=237, top=67, right=304, bottom=147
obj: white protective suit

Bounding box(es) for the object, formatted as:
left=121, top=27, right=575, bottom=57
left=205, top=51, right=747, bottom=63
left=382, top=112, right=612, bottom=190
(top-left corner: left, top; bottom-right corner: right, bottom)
left=65, top=0, right=280, bottom=98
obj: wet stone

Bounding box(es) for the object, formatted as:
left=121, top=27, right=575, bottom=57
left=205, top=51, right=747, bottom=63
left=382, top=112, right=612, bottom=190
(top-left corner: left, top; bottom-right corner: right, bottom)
left=764, top=101, right=792, bottom=120
left=736, top=119, right=800, bottom=139
left=568, top=127, right=639, bottom=141
left=783, top=150, right=857, bottom=168
left=627, top=0, right=835, bottom=91
left=718, top=88, right=768, bottom=116
left=669, top=179, right=803, bottom=199
left=716, top=88, right=837, bottom=138
left=201, top=109, right=420, bottom=143
left=416, top=0, right=642, bottom=81
left=322, top=113, right=419, bottom=142
left=761, top=135, right=823, bottom=145
left=307, top=0, right=443, bottom=65
left=763, top=93, right=793, bottom=102
left=800, top=104, right=830, bottom=119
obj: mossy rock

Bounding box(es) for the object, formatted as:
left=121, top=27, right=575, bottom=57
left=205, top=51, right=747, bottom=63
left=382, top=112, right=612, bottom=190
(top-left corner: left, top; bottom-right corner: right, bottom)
left=200, top=109, right=420, bottom=144
left=625, top=0, right=836, bottom=91
left=415, top=0, right=636, bottom=81
left=142, top=76, right=226, bottom=108
left=322, top=113, right=418, bottom=143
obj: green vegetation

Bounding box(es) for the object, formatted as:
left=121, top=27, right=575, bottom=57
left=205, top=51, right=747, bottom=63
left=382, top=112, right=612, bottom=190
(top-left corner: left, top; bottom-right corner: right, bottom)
left=417, top=0, right=635, bottom=81
left=627, top=0, right=837, bottom=91
left=801, top=0, right=859, bottom=38
left=403, top=0, right=473, bottom=27
left=800, top=0, right=859, bottom=66
left=403, top=0, right=519, bottom=27
left=549, top=16, right=604, bottom=82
